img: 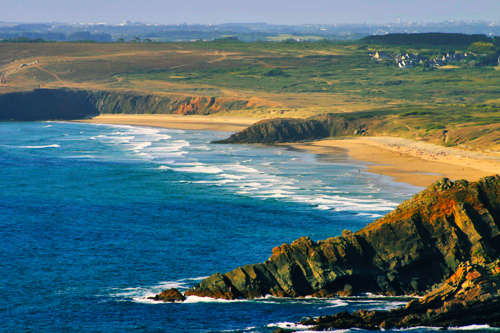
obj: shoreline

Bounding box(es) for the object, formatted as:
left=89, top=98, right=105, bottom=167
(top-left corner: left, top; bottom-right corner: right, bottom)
left=290, top=137, right=500, bottom=187
left=75, top=114, right=263, bottom=132
left=78, top=114, right=500, bottom=188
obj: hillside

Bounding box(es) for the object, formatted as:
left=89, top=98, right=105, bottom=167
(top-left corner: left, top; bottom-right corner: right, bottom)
left=215, top=107, right=500, bottom=152
left=2, top=37, right=500, bottom=150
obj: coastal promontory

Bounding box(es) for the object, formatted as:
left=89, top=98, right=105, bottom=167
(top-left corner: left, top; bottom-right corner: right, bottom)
left=183, top=175, right=500, bottom=299
left=300, top=260, right=500, bottom=330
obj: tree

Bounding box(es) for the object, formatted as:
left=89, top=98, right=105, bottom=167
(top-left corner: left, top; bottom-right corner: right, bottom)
left=468, top=42, right=495, bottom=55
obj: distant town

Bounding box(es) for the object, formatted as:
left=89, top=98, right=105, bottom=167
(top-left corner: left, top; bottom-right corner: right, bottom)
left=1, top=20, right=500, bottom=42
left=372, top=50, right=480, bottom=68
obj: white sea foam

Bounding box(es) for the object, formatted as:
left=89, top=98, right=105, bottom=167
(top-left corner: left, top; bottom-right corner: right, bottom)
left=322, top=299, right=349, bottom=308
left=15, top=144, right=61, bottom=149
left=87, top=123, right=411, bottom=217
left=299, top=195, right=398, bottom=212
left=222, top=163, right=261, bottom=174
left=267, top=322, right=312, bottom=330
left=63, top=155, right=97, bottom=159
left=394, top=327, right=442, bottom=331
left=356, top=212, right=384, bottom=219
left=173, top=165, right=224, bottom=174
left=111, top=277, right=208, bottom=304
left=219, top=173, right=246, bottom=180
left=95, top=134, right=135, bottom=143
left=452, top=325, right=496, bottom=330
left=131, top=141, right=152, bottom=151
left=193, top=144, right=211, bottom=151
left=183, top=295, right=247, bottom=303
left=239, top=182, right=263, bottom=188
left=191, top=180, right=236, bottom=186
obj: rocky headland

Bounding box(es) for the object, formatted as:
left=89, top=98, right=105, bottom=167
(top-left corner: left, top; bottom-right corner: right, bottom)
left=300, top=260, right=500, bottom=330
left=0, top=88, right=255, bottom=121
left=184, top=175, right=500, bottom=299
left=154, top=175, right=500, bottom=328
left=213, top=116, right=353, bottom=144
left=0, top=88, right=99, bottom=121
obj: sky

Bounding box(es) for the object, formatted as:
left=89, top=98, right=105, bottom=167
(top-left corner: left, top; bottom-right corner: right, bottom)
left=3, top=0, right=500, bottom=25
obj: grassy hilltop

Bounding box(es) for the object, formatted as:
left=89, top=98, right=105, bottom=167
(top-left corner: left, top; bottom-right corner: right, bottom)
left=1, top=36, right=500, bottom=150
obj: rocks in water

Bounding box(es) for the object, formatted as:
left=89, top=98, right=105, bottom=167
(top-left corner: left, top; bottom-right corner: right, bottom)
left=148, top=288, right=186, bottom=302
left=186, top=175, right=500, bottom=299
left=184, top=273, right=237, bottom=300
left=301, top=261, right=500, bottom=330
left=271, top=329, right=295, bottom=333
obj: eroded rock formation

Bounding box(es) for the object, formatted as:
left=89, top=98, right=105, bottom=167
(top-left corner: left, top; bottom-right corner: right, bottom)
left=301, top=261, right=500, bottom=330
left=184, top=175, right=500, bottom=299
left=87, top=90, right=252, bottom=115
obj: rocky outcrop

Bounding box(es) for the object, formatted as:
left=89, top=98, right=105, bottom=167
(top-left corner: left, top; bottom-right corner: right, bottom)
left=184, top=175, right=500, bottom=299
left=301, top=261, right=500, bottom=330
left=213, top=117, right=352, bottom=144
left=0, top=88, right=99, bottom=121
left=148, top=288, right=186, bottom=302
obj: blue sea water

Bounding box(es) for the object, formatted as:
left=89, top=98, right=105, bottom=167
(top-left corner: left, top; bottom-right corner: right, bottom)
left=0, top=122, right=494, bottom=333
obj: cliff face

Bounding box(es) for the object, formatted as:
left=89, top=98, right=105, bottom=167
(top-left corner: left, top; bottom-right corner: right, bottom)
left=303, top=261, right=500, bottom=330
left=214, top=117, right=352, bottom=144
left=88, top=90, right=251, bottom=115
left=0, top=89, right=99, bottom=121
left=0, top=88, right=254, bottom=121
left=184, top=175, right=500, bottom=299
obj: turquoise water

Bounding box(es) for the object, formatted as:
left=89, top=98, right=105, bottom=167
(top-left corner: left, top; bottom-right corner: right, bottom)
left=1, top=122, right=491, bottom=332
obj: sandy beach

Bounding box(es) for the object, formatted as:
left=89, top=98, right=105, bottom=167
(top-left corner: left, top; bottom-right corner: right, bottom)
left=77, top=114, right=263, bottom=132
left=291, top=137, right=500, bottom=187
left=78, top=114, right=499, bottom=188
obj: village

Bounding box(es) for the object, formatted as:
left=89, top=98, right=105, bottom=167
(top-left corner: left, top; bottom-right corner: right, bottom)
left=371, top=50, right=478, bottom=68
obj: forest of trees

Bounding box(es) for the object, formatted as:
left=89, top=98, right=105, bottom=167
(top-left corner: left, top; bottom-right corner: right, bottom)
left=362, top=33, right=493, bottom=46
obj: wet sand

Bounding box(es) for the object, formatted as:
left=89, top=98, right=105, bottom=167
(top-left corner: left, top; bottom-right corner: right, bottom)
left=291, top=137, right=500, bottom=187
left=77, top=114, right=499, bottom=188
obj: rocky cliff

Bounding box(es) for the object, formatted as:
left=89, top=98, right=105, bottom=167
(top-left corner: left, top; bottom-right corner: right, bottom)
left=213, top=116, right=354, bottom=144
left=301, top=261, right=500, bottom=330
left=87, top=90, right=251, bottom=115
left=0, top=89, right=99, bottom=121
left=0, top=88, right=255, bottom=121
left=183, top=175, right=500, bottom=299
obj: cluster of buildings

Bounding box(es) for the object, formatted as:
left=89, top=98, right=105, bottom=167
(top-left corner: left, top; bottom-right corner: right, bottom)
left=372, top=51, right=475, bottom=68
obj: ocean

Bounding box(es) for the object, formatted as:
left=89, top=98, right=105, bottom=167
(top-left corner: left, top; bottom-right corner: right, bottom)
left=0, top=122, right=492, bottom=332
